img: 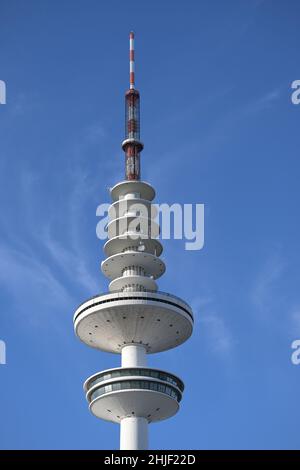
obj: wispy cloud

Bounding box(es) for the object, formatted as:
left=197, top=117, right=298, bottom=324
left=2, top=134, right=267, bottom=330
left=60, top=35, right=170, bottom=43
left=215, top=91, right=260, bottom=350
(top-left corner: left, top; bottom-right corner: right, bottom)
left=200, top=87, right=282, bottom=156
left=42, top=224, right=100, bottom=295
left=250, top=251, right=300, bottom=343
left=251, top=252, right=285, bottom=315
left=147, top=86, right=283, bottom=185
left=0, top=119, right=111, bottom=326
left=84, top=122, right=106, bottom=144
left=0, top=242, right=73, bottom=324
left=290, top=309, right=300, bottom=337
left=244, top=88, right=282, bottom=115
left=7, top=91, right=40, bottom=119
left=192, top=295, right=234, bottom=358
left=39, top=121, right=111, bottom=293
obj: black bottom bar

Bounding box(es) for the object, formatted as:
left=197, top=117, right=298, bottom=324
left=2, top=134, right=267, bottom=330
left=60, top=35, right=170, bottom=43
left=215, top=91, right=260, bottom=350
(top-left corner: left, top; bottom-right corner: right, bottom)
left=0, top=450, right=300, bottom=466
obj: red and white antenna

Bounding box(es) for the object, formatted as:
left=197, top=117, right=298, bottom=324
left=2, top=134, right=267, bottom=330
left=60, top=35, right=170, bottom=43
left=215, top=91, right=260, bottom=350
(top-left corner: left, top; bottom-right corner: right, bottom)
left=122, top=31, right=143, bottom=181
left=129, top=31, right=135, bottom=89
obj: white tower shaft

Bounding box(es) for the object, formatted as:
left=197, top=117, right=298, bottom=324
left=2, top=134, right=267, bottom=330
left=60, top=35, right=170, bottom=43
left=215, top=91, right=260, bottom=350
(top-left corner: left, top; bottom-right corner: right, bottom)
left=122, top=344, right=147, bottom=367
left=121, top=345, right=148, bottom=449
left=120, top=417, right=148, bottom=450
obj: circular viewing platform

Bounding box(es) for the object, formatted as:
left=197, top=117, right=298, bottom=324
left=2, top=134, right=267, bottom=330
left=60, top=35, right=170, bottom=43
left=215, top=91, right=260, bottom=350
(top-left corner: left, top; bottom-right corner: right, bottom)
left=103, top=236, right=163, bottom=258
left=85, top=367, right=184, bottom=423
left=73, top=291, right=194, bottom=354
left=110, top=181, right=155, bottom=202
left=101, top=251, right=165, bottom=280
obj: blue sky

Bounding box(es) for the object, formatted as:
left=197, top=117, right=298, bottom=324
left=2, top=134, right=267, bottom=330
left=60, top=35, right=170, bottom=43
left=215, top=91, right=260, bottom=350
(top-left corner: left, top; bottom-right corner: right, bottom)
left=0, top=0, right=300, bottom=450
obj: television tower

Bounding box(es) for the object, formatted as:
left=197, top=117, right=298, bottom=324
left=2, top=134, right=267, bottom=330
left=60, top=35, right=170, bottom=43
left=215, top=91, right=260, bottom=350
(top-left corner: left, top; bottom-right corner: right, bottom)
left=73, top=32, right=194, bottom=450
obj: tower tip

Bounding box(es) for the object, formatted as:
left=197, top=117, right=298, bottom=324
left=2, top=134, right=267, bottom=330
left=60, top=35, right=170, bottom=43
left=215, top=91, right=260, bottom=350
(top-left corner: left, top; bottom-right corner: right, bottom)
left=129, top=31, right=135, bottom=89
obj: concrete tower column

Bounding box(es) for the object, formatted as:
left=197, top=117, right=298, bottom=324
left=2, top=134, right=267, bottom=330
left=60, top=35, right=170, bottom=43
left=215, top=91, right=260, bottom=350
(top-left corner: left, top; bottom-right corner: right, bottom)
left=120, top=416, right=148, bottom=450
left=120, top=344, right=148, bottom=449
left=121, top=344, right=147, bottom=367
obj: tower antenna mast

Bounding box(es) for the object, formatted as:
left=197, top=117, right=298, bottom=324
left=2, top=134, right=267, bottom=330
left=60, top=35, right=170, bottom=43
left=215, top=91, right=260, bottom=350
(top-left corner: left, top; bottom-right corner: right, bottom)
left=122, top=31, right=143, bottom=181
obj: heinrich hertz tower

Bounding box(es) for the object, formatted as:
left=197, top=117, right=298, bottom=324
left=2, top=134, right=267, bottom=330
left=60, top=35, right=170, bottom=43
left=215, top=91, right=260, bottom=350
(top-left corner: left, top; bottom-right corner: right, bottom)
left=73, top=32, right=194, bottom=450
